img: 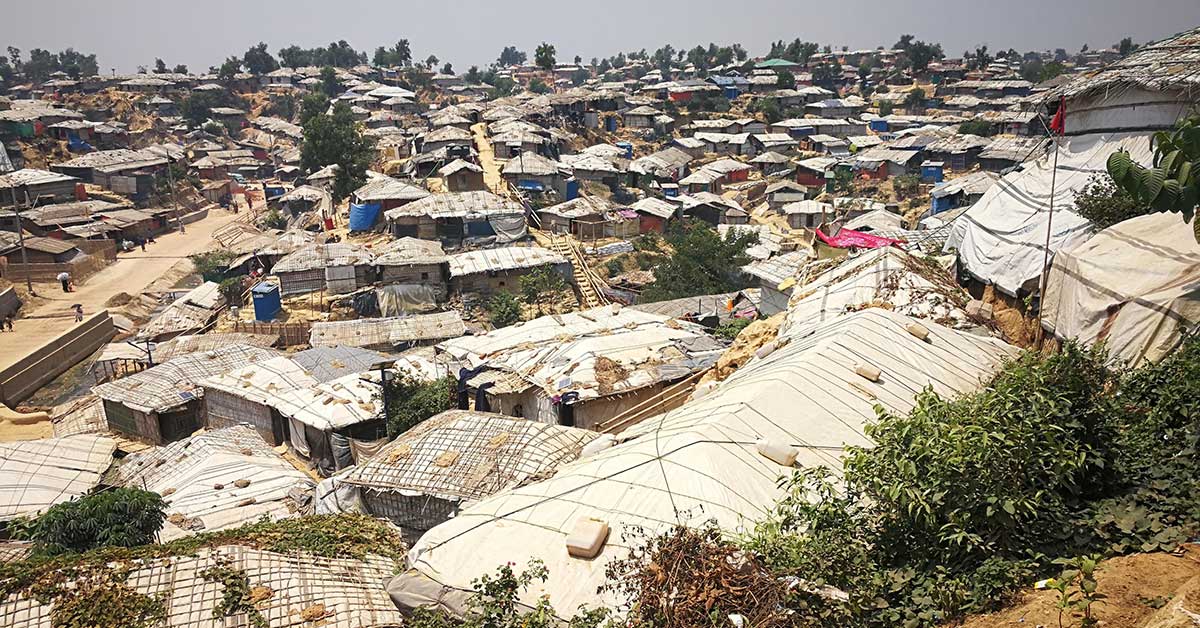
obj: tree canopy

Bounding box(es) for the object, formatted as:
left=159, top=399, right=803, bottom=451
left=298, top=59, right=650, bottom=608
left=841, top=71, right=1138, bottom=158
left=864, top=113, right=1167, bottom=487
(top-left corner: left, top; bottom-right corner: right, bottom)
left=373, top=40, right=412, bottom=67
left=300, top=101, right=376, bottom=202
left=641, top=222, right=758, bottom=301
left=535, top=42, right=557, bottom=71
left=497, top=46, right=527, bottom=67
left=242, top=42, right=279, bottom=75
left=277, top=41, right=366, bottom=69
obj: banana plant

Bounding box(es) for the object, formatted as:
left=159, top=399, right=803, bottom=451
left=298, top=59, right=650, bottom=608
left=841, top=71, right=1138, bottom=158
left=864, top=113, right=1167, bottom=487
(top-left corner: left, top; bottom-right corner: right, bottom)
left=1107, top=115, right=1200, bottom=236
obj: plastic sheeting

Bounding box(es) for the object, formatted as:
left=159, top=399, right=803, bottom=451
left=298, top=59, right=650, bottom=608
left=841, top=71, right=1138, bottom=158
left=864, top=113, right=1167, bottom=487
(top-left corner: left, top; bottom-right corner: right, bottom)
left=349, top=202, right=382, bottom=232
left=488, top=214, right=528, bottom=243
left=377, top=284, right=439, bottom=316
left=945, top=132, right=1154, bottom=295
left=816, top=228, right=904, bottom=249
left=1042, top=212, right=1200, bottom=366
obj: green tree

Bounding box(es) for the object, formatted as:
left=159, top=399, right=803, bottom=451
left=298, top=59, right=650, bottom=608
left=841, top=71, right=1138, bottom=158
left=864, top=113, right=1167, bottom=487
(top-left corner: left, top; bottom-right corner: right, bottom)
left=904, top=86, right=926, bottom=112
left=535, top=42, right=556, bottom=71
left=1107, top=114, right=1200, bottom=230
left=153, top=58, right=168, bottom=74
left=642, top=223, right=757, bottom=301
left=381, top=372, right=455, bottom=438
left=753, top=97, right=783, bottom=123
left=172, top=63, right=188, bottom=74
left=1118, top=36, right=1139, bottom=57
left=570, top=67, right=590, bottom=86
left=190, top=250, right=238, bottom=282
left=301, top=101, right=376, bottom=201
left=319, top=65, right=340, bottom=97
left=527, top=78, right=551, bottom=94
left=25, top=488, right=167, bottom=554
left=299, top=92, right=330, bottom=126
left=878, top=101, right=895, bottom=116
left=242, top=42, right=278, bottom=74
left=464, top=65, right=481, bottom=83
left=958, top=119, right=996, bottom=137
left=776, top=70, right=796, bottom=90
left=487, top=292, right=522, bottom=328
left=179, top=91, right=224, bottom=128
left=441, top=62, right=453, bottom=75
left=518, top=266, right=567, bottom=304
left=217, top=56, right=241, bottom=82
left=497, top=46, right=527, bottom=67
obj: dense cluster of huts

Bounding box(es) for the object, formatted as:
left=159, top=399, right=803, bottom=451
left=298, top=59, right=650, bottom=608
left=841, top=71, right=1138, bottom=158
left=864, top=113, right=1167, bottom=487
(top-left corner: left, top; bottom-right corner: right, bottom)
left=1, top=25, right=1199, bottom=628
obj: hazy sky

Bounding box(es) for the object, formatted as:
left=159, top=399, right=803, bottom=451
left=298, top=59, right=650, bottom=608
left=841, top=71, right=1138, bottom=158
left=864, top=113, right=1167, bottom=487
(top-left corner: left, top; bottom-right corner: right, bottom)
left=3, top=0, right=1198, bottom=74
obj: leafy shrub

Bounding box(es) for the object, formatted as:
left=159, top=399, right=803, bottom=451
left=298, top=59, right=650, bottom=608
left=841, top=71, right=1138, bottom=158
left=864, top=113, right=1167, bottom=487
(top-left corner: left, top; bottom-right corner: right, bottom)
left=382, top=371, right=455, bottom=438
left=26, top=488, right=166, bottom=555
left=518, top=266, right=567, bottom=304
left=642, top=222, right=757, bottom=301
left=487, top=292, right=522, bottom=328
left=633, top=232, right=662, bottom=252
left=892, top=174, right=921, bottom=199
left=262, top=208, right=289, bottom=230
left=1073, top=174, right=1147, bottom=230
left=958, top=119, right=996, bottom=137
left=715, top=316, right=752, bottom=341
left=189, top=250, right=238, bottom=283
left=604, top=258, right=624, bottom=277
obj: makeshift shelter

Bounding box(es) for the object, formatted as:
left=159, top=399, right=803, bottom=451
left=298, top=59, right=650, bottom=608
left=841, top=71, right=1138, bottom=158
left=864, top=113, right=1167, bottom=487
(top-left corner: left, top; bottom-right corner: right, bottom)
left=203, top=346, right=392, bottom=447
left=93, top=344, right=278, bottom=444
left=0, top=435, right=115, bottom=522
left=442, top=306, right=724, bottom=430
left=0, top=545, right=404, bottom=628
left=945, top=133, right=1152, bottom=295
left=317, top=410, right=597, bottom=533
left=374, top=237, right=450, bottom=302
left=138, top=281, right=226, bottom=341
left=743, top=251, right=809, bottom=315
left=272, top=242, right=374, bottom=296
left=382, top=191, right=526, bottom=244
left=109, top=426, right=314, bottom=540
left=309, top=311, right=466, bottom=351
left=537, top=196, right=638, bottom=240
left=1042, top=212, right=1200, bottom=366
left=447, top=246, right=570, bottom=296
left=398, top=309, right=1018, bottom=616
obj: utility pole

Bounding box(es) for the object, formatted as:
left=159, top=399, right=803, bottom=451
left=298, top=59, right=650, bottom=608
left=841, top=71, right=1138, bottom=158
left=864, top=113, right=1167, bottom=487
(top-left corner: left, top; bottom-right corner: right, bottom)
left=14, top=189, right=34, bottom=295
left=165, top=157, right=185, bottom=234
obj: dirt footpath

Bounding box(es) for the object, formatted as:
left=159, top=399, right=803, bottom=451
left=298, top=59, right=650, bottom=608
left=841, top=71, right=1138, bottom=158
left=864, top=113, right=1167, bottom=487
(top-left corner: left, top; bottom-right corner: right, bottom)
left=471, top=122, right=504, bottom=194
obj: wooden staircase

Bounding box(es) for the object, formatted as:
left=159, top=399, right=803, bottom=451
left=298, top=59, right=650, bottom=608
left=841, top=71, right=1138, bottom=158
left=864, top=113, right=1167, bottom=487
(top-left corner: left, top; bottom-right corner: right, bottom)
left=549, top=234, right=608, bottom=309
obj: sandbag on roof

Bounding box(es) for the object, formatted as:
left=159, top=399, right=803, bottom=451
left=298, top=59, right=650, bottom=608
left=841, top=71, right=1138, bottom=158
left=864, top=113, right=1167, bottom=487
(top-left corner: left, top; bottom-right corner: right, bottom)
left=1042, top=212, right=1200, bottom=366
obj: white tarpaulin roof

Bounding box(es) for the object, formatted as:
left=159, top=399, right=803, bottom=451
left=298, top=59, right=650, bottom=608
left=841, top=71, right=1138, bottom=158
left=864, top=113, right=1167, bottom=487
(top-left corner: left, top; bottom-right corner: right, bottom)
left=779, top=247, right=975, bottom=338
left=1042, top=212, right=1200, bottom=366
left=945, top=132, right=1153, bottom=295
left=0, top=435, right=115, bottom=522
left=404, top=309, right=1018, bottom=616
left=109, top=426, right=314, bottom=541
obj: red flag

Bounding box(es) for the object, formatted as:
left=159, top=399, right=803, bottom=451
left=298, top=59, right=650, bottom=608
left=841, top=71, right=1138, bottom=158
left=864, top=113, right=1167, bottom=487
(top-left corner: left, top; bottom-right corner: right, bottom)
left=1049, top=96, right=1066, bottom=135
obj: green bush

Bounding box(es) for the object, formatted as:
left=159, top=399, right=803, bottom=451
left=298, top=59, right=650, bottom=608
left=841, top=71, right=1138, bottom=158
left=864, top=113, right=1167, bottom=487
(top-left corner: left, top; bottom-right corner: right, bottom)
left=487, top=292, right=522, bottom=328
left=728, top=338, right=1200, bottom=627
left=958, top=119, right=996, bottom=137
left=641, top=222, right=757, bottom=301
left=189, top=250, right=238, bottom=283
left=382, top=372, right=455, bottom=438
left=715, top=316, right=752, bottom=341
left=604, top=258, right=624, bottom=277
left=262, top=208, right=289, bottom=230
left=24, top=488, right=167, bottom=555
left=518, top=267, right=567, bottom=304
left=1073, top=174, right=1147, bottom=230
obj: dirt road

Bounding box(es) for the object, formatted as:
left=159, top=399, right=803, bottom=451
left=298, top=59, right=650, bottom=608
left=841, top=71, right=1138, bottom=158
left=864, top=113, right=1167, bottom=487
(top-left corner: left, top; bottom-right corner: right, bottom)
left=0, top=209, right=246, bottom=375
left=471, top=122, right=504, bottom=194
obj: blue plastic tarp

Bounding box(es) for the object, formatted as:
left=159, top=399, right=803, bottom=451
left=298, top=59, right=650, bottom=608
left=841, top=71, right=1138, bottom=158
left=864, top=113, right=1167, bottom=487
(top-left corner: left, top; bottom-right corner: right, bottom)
left=348, top=202, right=382, bottom=231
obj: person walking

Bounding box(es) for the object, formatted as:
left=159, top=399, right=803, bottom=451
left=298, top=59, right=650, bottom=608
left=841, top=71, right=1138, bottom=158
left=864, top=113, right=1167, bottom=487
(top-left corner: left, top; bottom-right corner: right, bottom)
left=73, top=304, right=84, bottom=323
left=57, top=271, right=71, bottom=292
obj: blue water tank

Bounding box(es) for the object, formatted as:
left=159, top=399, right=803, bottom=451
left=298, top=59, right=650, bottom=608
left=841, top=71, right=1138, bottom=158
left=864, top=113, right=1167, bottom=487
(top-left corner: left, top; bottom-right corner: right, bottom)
left=615, top=142, right=633, bottom=159
left=605, top=116, right=618, bottom=132
left=251, top=283, right=281, bottom=322
left=869, top=119, right=890, bottom=133
left=565, top=178, right=580, bottom=201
